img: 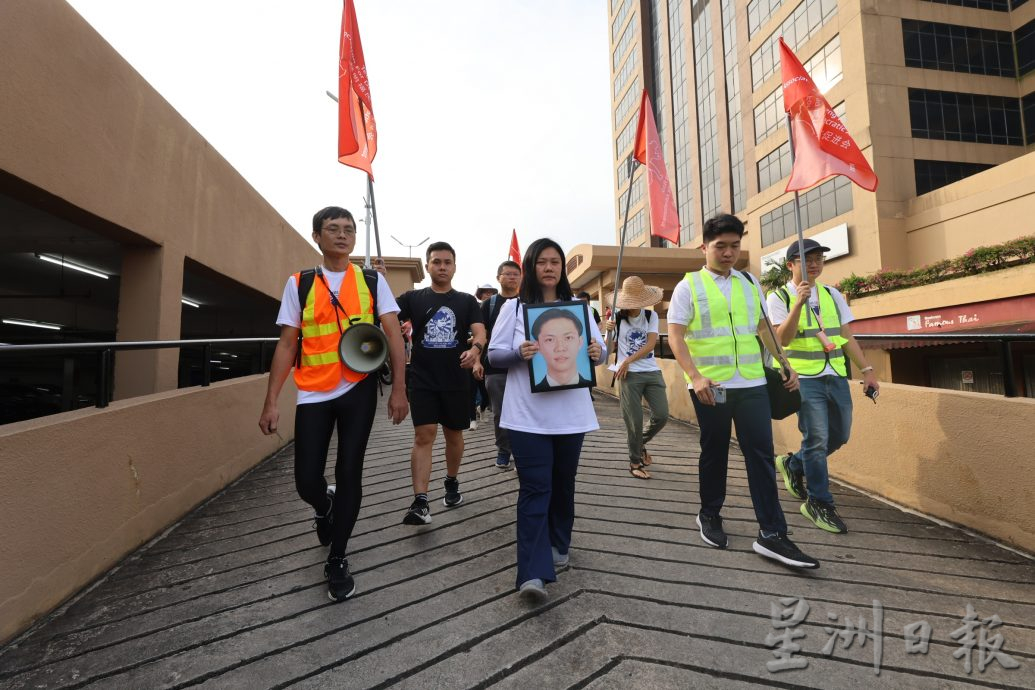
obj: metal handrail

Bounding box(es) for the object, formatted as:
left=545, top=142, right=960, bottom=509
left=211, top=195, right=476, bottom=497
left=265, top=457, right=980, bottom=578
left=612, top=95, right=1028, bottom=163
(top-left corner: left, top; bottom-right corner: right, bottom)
left=0, top=337, right=279, bottom=409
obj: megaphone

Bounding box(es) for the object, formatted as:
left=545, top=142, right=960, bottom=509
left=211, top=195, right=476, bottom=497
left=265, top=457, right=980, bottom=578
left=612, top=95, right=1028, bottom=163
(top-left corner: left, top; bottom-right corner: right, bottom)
left=338, top=322, right=389, bottom=374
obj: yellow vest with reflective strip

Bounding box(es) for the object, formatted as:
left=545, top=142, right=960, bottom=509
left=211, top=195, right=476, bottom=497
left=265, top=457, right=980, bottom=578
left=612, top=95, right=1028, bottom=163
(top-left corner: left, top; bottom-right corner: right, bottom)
left=682, top=269, right=764, bottom=383
left=294, top=265, right=375, bottom=390
left=780, top=282, right=848, bottom=376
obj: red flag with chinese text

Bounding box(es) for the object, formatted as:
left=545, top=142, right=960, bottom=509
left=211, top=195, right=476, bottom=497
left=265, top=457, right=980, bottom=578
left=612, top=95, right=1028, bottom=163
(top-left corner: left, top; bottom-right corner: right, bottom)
left=779, top=38, right=877, bottom=192
left=633, top=90, right=680, bottom=244
left=509, top=229, right=521, bottom=267
left=338, top=0, right=377, bottom=179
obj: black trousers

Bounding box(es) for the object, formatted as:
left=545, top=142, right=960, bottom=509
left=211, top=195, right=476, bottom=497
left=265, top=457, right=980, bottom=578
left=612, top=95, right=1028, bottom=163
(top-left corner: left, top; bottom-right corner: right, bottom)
left=293, top=374, right=378, bottom=557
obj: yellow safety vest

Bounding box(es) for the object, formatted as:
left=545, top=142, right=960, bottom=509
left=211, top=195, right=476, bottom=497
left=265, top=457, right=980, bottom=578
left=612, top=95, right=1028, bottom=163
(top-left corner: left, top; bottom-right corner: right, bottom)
left=294, top=265, right=375, bottom=391
left=777, top=282, right=848, bottom=376
left=682, top=269, right=764, bottom=383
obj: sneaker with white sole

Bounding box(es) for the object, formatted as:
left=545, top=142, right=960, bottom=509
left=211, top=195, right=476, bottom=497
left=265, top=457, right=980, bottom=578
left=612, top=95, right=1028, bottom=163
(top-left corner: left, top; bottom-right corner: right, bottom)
left=752, top=531, right=820, bottom=569
left=552, top=546, right=570, bottom=569
left=313, top=485, right=336, bottom=546
left=443, top=476, right=463, bottom=507
left=494, top=452, right=512, bottom=471
left=402, top=498, right=431, bottom=525
left=518, top=578, right=547, bottom=600
left=324, top=556, right=356, bottom=601
left=696, top=512, right=729, bottom=549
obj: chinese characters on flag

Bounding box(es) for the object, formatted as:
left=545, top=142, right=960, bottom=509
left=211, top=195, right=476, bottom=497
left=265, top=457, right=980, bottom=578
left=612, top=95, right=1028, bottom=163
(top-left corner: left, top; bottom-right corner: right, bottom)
left=779, top=38, right=877, bottom=192
left=338, top=0, right=377, bottom=179
left=508, top=229, right=521, bottom=267
left=633, top=90, right=680, bottom=244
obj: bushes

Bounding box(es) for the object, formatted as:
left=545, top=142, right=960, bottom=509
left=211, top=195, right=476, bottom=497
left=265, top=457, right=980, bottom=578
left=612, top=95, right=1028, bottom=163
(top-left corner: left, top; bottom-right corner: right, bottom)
left=835, top=235, right=1035, bottom=299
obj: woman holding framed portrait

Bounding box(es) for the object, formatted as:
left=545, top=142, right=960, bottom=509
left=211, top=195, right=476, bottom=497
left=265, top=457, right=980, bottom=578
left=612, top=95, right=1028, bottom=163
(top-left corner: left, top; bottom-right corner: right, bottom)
left=487, top=238, right=606, bottom=601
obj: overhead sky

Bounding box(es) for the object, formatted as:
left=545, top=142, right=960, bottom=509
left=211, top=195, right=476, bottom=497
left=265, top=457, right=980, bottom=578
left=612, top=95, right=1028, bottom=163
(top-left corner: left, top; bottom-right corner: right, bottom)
left=65, top=0, right=616, bottom=296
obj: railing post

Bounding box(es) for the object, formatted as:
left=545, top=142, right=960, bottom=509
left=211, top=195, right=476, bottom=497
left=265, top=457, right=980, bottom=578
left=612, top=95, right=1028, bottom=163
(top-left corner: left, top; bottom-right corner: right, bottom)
left=96, top=348, right=111, bottom=408
left=1000, top=339, right=1017, bottom=398
left=202, top=343, right=212, bottom=387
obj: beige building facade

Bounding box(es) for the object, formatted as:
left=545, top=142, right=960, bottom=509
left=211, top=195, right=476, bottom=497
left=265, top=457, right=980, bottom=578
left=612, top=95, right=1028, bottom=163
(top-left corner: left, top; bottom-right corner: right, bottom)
left=606, top=0, right=1035, bottom=395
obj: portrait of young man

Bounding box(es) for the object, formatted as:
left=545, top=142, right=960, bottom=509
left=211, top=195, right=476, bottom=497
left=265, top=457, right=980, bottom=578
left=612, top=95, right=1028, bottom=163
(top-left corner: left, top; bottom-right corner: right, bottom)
left=527, top=306, right=594, bottom=393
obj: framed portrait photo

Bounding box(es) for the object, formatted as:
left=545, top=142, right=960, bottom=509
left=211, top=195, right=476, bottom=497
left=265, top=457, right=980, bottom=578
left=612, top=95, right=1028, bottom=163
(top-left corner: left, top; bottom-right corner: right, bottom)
left=522, top=300, right=597, bottom=394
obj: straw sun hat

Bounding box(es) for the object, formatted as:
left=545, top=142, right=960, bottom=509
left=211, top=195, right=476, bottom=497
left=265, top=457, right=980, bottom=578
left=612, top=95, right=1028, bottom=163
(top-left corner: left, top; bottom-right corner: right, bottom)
left=614, top=276, right=663, bottom=309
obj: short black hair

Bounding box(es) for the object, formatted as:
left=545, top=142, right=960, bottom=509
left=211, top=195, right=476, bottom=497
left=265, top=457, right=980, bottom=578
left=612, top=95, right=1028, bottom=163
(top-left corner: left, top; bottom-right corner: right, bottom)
left=531, top=308, right=583, bottom=339
left=425, top=241, right=456, bottom=261
left=496, top=260, right=521, bottom=276
left=312, top=206, right=354, bottom=234
left=576, top=291, right=591, bottom=300
left=702, top=213, right=745, bottom=243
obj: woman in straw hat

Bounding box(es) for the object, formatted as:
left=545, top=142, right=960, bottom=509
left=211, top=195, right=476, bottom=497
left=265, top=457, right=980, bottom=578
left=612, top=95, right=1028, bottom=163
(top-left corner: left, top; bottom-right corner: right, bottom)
left=604, top=276, right=669, bottom=480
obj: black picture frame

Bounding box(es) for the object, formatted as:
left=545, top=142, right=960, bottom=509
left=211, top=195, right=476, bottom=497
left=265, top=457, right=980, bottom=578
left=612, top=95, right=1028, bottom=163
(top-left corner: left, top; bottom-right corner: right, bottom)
left=522, top=300, right=597, bottom=394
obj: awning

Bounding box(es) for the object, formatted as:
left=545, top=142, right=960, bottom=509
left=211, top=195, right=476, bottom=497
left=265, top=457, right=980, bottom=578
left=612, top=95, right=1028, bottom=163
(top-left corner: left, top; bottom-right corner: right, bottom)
left=857, top=321, right=1035, bottom=350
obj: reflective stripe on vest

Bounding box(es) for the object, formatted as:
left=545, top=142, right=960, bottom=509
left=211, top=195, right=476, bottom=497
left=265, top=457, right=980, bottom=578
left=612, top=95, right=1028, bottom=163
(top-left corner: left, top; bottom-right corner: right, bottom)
left=783, top=282, right=848, bottom=376
left=293, top=265, right=375, bottom=391
left=683, top=270, right=764, bottom=383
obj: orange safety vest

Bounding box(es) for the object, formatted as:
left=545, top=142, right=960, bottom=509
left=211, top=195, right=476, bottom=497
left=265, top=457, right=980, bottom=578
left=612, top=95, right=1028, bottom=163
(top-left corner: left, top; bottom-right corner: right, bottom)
left=293, top=265, right=375, bottom=391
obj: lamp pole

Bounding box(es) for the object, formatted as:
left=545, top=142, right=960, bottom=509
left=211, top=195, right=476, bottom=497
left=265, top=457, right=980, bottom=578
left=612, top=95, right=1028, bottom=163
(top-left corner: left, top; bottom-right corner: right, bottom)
left=391, top=235, right=429, bottom=258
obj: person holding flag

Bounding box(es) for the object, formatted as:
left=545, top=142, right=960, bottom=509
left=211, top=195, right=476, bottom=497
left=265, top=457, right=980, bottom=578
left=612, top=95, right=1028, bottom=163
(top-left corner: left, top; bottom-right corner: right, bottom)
left=767, top=39, right=881, bottom=534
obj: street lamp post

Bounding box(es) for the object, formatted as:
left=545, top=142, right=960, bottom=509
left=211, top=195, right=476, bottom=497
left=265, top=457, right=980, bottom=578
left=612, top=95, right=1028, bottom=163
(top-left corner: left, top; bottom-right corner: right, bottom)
left=391, top=235, right=430, bottom=258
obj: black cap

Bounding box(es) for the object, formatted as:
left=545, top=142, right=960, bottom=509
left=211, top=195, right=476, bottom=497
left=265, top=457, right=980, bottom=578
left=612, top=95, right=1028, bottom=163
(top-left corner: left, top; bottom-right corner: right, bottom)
left=786, top=238, right=831, bottom=262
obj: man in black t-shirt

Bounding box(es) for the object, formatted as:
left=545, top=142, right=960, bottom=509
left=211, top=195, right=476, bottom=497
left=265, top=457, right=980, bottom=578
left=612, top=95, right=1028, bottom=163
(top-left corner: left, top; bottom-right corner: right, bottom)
left=396, top=241, right=485, bottom=526
left=481, top=260, right=521, bottom=470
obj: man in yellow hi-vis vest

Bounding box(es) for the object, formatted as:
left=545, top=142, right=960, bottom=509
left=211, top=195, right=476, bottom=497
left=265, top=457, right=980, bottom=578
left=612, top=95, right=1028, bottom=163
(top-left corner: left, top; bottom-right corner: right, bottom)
left=768, top=238, right=880, bottom=534
left=668, top=214, right=819, bottom=570
left=259, top=206, right=409, bottom=603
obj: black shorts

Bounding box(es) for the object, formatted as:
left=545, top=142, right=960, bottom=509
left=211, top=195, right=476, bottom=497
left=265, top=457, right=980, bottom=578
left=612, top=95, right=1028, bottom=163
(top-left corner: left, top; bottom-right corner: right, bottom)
left=408, top=388, right=470, bottom=430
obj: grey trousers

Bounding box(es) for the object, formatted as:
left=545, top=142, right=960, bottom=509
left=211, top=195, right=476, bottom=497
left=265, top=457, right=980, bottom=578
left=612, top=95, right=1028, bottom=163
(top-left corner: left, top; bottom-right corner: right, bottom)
left=620, top=369, right=669, bottom=463
left=485, top=373, right=511, bottom=458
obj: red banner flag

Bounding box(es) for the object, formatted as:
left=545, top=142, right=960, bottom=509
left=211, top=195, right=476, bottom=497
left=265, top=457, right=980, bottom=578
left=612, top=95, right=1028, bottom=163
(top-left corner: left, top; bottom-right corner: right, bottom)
left=633, top=90, right=680, bottom=244
left=779, top=38, right=877, bottom=192
left=509, top=229, right=521, bottom=267
left=338, top=0, right=377, bottom=179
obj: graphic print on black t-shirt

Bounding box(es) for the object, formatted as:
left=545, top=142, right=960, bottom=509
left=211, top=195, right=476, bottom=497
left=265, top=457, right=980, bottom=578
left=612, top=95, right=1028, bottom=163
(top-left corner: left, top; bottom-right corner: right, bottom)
left=397, top=287, right=482, bottom=391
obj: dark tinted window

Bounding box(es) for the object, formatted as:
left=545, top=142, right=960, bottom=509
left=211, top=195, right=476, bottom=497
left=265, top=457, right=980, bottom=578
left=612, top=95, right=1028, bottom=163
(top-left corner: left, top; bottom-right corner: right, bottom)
left=908, top=88, right=1023, bottom=145
left=914, top=160, right=996, bottom=195
left=902, top=19, right=1015, bottom=77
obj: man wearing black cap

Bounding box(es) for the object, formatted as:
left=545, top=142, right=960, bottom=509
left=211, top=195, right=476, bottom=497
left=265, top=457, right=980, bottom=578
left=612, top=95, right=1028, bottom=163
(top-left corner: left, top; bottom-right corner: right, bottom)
left=766, top=238, right=880, bottom=534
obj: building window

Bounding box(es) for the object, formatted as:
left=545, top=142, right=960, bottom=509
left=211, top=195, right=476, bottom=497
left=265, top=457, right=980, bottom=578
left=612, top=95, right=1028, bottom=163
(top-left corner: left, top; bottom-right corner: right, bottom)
left=612, top=0, right=635, bottom=41
left=747, top=0, right=785, bottom=39
left=613, top=51, right=637, bottom=98
left=650, top=0, right=668, bottom=154
left=751, top=0, right=838, bottom=90
left=757, top=142, right=792, bottom=191
left=693, top=0, right=722, bottom=221
left=919, top=0, right=1008, bottom=10
left=626, top=208, right=646, bottom=244
left=754, top=36, right=842, bottom=144
left=908, top=88, right=1023, bottom=145
left=615, top=77, right=641, bottom=127
left=760, top=176, right=853, bottom=248
left=902, top=20, right=1015, bottom=77
left=722, top=0, right=745, bottom=213
left=618, top=173, right=645, bottom=220
left=1018, top=18, right=1035, bottom=77
left=1023, top=92, right=1035, bottom=145
left=613, top=14, right=638, bottom=70
left=914, top=160, right=995, bottom=195
left=669, top=0, right=695, bottom=245
left=616, top=116, right=639, bottom=158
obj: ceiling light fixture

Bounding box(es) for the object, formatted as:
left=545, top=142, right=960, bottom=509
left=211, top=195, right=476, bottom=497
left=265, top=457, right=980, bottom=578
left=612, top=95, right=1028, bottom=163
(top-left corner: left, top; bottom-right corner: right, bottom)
left=37, top=254, right=109, bottom=279
left=3, top=318, right=62, bottom=331
left=181, top=298, right=201, bottom=308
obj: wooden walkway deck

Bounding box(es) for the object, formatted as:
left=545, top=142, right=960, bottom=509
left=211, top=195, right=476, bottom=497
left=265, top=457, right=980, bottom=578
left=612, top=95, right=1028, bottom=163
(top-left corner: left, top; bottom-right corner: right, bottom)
left=1, top=395, right=1033, bottom=689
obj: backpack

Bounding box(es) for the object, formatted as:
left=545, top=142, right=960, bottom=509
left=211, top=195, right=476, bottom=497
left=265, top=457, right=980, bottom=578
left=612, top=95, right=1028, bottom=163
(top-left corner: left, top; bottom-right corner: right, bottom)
left=295, top=266, right=380, bottom=368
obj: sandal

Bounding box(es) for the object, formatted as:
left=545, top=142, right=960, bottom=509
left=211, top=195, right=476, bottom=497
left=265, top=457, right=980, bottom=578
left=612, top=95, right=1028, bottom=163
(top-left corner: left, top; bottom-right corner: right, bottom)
left=642, top=449, right=653, bottom=466
left=629, top=463, right=651, bottom=480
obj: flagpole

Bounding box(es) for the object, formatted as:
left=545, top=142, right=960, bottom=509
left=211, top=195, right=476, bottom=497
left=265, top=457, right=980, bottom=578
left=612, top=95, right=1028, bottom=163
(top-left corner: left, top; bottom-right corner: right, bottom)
left=367, top=175, right=383, bottom=260
left=608, top=154, right=639, bottom=342
left=362, top=191, right=373, bottom=269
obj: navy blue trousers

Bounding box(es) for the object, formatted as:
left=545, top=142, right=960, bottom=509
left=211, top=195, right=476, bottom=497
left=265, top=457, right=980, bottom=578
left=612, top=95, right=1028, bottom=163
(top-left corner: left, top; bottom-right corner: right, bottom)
left=509, top=430, right=584, bottom=587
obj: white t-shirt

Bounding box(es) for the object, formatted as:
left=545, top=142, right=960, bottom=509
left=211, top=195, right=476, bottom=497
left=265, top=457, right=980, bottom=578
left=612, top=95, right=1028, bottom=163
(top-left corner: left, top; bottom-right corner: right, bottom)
left=614, top=309, right=661, bottom=373
left=766, top=281, right=854, bottom=379
left=488, top=299, right=605, bottom=435
left=276, top=267, right=400, bottom=404
left=668, top=268, right=768, bottom=389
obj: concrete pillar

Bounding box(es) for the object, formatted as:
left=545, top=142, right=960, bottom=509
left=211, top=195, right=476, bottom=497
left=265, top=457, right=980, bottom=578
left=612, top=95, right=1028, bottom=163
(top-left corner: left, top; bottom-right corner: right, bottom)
left=114, top=246, right=184, bottom=399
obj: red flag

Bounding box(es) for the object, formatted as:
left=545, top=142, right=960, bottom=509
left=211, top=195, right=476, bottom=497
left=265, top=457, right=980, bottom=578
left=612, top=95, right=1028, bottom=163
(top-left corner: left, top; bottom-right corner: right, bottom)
left=338, top=0, right=377, bottom=179
left=508, top=229, right=521, bottom=267
left=779, top=38, right=877, bottom=192
left=633, top=90, right=680, bottom=244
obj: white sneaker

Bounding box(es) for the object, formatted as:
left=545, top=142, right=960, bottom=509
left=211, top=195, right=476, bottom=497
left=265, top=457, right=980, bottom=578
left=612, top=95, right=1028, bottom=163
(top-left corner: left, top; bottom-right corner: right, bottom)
left=518, top=578, right=547, bottom=600
left=552, top=547, right=570, bottom=569
left=468, top=419, right=478, bottom=430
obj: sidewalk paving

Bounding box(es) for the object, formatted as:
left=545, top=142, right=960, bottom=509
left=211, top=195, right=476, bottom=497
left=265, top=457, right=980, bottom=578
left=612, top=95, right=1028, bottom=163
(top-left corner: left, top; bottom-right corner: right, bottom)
left=2, top=395, right=1033, bottom=688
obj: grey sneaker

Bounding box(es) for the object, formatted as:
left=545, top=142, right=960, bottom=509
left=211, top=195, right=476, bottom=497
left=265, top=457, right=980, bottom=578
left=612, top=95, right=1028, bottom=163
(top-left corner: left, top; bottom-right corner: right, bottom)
left=552, top=546, right=570, bottom=569
left=518, top=578, right=547, bottom=600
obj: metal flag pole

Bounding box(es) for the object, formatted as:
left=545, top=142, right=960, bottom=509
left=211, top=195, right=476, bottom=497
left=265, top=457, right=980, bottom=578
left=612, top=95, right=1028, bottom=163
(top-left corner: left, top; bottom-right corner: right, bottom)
left=607, top=154, right=640, bottom=345
left=362, top=190, right=373, bottom=269
left=367, top=176, right=383, bottom=260
left=784, top=114, right=834, bottom=351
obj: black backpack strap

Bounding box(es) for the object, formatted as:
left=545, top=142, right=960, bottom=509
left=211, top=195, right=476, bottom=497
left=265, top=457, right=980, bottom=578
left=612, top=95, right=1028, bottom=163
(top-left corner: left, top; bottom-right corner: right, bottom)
left=362, top=267, right=380, bottom=327
left=295, top=269, right=317, bottom=368
left=777, top=286, right=791, bottom=310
